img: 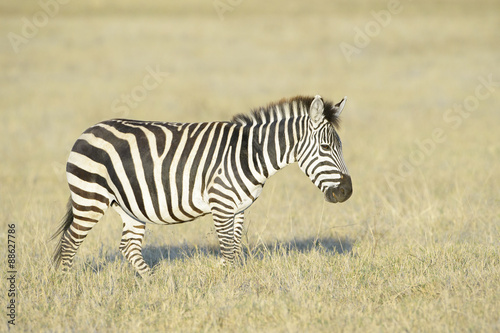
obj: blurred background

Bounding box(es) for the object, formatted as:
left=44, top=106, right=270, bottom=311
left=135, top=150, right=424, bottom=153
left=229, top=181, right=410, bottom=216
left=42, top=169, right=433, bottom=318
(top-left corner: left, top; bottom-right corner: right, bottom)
left=1, top=0, right=499, bottom=253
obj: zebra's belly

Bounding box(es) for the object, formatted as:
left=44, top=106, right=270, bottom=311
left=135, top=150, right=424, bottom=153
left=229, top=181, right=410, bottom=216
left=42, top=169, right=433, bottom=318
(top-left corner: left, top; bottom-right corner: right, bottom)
left=114, top=190, right=212, bottom=225
left=154, top=192, right=211, bottom=224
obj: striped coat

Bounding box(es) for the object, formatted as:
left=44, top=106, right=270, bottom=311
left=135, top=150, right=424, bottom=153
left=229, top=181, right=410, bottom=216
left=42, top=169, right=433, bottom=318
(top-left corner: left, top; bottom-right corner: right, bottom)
left=52, top=95, right=352, bottom=275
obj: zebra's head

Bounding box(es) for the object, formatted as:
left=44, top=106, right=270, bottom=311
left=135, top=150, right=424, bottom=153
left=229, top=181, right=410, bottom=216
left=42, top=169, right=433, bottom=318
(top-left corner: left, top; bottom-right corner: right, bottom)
left=297, top=95, right=352, bottom=203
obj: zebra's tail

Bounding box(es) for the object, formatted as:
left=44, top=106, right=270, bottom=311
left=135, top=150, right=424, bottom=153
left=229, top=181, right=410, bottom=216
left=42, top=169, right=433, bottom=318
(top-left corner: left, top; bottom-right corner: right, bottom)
left=50, top=198, right=73, bottom=268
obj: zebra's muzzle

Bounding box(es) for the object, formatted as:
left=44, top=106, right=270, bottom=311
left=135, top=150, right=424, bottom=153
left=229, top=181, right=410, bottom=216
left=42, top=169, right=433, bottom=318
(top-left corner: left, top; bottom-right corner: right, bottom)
left=324, top=175, right=352, bottom=203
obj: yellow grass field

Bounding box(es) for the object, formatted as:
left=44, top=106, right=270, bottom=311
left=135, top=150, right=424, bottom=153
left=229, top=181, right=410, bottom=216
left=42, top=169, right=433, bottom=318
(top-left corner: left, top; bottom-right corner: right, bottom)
left=1, top=0, right=499, bottom=331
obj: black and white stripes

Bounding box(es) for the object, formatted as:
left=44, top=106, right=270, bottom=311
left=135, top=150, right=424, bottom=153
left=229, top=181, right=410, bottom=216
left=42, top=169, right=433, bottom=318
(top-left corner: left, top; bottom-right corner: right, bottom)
left=52, top=95, right=352, bottom=275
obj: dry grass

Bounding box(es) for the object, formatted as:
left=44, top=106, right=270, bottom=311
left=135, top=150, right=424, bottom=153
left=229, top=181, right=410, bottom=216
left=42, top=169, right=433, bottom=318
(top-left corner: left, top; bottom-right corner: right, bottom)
left=1, top=0, right=499, bottom=331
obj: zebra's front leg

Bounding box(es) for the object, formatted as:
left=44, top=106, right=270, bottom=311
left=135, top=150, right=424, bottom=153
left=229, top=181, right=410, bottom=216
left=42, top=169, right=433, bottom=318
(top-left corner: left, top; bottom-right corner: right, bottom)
left=233, top=212, right=245, bottom=260
left=212, top=212, right=235, bottom=265
left=112, top=204, right=150, bottom=276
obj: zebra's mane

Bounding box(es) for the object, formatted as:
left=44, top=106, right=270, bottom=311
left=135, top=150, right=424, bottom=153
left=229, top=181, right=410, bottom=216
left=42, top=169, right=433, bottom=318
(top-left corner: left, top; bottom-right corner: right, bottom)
left=231, top=96, right=341, bottom=129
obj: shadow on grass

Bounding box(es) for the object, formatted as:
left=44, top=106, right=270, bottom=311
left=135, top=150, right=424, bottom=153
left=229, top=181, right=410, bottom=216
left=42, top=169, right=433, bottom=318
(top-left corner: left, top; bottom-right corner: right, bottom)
left=85, top=237, right=353, bottom=274
left=149, top=237, right=352, bottom=269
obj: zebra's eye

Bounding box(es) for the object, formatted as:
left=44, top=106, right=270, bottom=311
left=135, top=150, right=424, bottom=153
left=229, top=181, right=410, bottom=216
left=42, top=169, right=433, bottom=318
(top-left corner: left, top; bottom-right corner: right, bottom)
left=320, top=144, right=331, bottom=151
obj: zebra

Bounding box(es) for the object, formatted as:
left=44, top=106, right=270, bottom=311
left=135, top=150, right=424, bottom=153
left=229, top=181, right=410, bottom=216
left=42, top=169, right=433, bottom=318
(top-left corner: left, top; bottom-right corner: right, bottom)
left=51, top=95, right=352, bottom=276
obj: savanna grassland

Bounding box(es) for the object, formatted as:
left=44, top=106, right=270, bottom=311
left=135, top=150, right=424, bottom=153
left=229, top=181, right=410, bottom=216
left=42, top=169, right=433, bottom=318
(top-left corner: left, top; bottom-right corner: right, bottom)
left=1, top=0, right=499, bottom=331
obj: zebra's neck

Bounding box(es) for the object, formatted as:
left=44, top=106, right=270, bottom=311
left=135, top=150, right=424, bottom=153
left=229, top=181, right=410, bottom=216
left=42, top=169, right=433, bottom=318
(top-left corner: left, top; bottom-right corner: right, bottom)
left=257, top=120, right=303, bottom=177
left=228, top=97, right=314, bottom=184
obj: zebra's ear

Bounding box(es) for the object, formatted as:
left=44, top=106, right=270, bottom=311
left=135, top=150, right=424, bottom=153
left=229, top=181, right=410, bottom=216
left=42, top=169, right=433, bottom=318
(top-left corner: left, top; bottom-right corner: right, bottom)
left=309, top=95, right=325, bottom=125
left=332, top=96, right=347, bottom=116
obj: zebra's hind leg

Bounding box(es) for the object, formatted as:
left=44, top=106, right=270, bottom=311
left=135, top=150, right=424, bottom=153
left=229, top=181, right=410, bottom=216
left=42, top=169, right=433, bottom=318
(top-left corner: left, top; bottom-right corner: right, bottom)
left=112, top=204, right=150, bottom=276
left=52, top=196, right=109, bottom=272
